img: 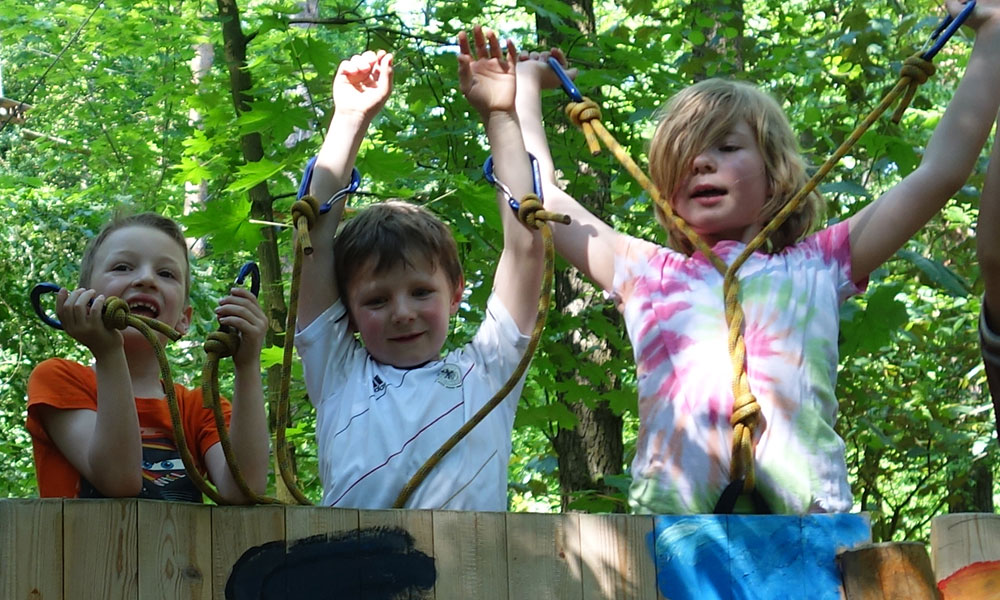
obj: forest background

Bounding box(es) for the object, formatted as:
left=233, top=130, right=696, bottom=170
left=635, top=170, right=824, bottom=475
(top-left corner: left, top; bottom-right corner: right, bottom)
left=0, top=0, right=996, bottom=543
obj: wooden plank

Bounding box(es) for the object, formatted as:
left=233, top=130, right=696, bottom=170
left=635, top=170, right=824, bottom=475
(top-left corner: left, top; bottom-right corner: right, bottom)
left=137, top=500, right=212, bottom=600
left=433, top=510, right=508, bottom=600
left=0, top=498, right=63, bottom=600
left=284, top=505, right=359, bottom=540
left=652, top=514, right=870, bottom=600
left=358, top=508, right=437, bottom=599
left=63, top=498, right=139, bottom=600
left=211, top=504, right=285, bottom=600
left=839, top=542, right=938, bottom=600
left=507, top=511, right=583, bottom=600
left=931, top=513, right=1000, bottom=600
left=578, top=513, right=660, bottom=600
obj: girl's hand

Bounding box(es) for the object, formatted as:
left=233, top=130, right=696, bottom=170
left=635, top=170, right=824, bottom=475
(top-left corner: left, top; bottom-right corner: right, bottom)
left=516, top=48, right=577, bottom=91
left=56, top=287, right=123, bottom=358
left=948, top=0, right=1000, bottom=32
left=458, top=25, right=518, bottom=117
left=215, top=287, right=268, bottom=368
left=333, top=49, right=394, bottom=121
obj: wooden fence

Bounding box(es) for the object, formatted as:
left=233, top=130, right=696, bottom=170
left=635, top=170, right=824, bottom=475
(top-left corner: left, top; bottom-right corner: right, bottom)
left=1, top=499, right=997, bottom=600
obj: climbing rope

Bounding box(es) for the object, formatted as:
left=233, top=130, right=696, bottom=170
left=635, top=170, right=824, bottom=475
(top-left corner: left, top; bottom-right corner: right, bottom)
left=392, top=157, right=570, bottom=508
left=549, top=1, right=968, bottom=501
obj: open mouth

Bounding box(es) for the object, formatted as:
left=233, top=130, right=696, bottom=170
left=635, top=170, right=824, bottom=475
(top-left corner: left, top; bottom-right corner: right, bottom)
left=691, top=186, right=726, bottom=199
left=128, top=301, right=160, bottom=319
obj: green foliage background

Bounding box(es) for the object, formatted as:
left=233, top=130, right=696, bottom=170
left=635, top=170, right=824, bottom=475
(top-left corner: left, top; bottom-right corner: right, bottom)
left=1, top=0, right=996, bottom=540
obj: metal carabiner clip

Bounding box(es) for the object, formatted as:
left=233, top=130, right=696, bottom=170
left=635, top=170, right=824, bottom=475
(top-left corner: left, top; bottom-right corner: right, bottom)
left=295, top=156, right=362, bottom=214
left=547, top=56, right=583, bottom=102
left=235, top=262, right=260, bottom=297
left=483, top=153, right=544, bottom=213
left=30, top=282, right=65, bottom=329
left=921, top=0, right=976, bottom=60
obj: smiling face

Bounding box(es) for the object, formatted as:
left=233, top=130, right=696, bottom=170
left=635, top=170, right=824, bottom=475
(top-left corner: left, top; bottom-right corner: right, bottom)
left=345, top=256, right=463, bottom=368
left=670, top=120, right=770, bottom=246
left=86, top=225, right=192, bottom=337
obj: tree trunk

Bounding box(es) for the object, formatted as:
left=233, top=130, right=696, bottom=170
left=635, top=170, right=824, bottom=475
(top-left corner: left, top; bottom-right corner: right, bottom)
left=215, top=0, right=296, bottom=502
left=533, top=3, right=627, bottom=512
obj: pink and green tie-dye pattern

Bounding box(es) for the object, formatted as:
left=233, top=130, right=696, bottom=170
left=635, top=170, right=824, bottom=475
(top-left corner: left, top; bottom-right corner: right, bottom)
left=612, top=220, right=862, bottom=514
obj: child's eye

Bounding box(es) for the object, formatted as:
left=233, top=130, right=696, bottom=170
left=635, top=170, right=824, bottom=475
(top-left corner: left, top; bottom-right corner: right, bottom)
left=158, top=270, right=177, bottom=279
left=719, top=144, right=740, bottom=152
left=112, top=264, right=131, bottom=272
left=413, top=288, right=433, bottom=298
left=363, top=297, right=387, bottom=308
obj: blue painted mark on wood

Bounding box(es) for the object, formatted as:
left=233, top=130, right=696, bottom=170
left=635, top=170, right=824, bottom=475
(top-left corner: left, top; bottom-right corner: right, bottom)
left=649, top=514, right=870, bottom=600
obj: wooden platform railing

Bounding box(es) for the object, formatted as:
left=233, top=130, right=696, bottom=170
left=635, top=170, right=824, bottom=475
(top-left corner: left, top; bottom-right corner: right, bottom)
left=1, top=499, right=997, bottom=600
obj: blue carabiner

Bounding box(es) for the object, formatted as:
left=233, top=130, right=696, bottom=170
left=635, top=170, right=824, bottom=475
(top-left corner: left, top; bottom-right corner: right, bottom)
left=483, top=154, right=544, bottom=213
left=295, top=156, right=362, bottom=214
left=31, top=282, right=65, bottom=329
left=922, top=0, right=976, bottom=60
left=235, top=262, right=260, bottom=297
left=547, top=56, right=583, bottom=103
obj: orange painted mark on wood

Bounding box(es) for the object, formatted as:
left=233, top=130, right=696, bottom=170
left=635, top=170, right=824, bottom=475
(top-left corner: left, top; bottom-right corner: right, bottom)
left=938, top=560, right=1000, bottom=600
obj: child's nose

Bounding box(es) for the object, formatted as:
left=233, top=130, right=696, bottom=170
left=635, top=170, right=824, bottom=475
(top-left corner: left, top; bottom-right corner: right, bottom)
left=132, top=265, right=157, bottom=287
left=692, top=151, right=715, bottom=173
left=391, top=298, right=416, bottom=322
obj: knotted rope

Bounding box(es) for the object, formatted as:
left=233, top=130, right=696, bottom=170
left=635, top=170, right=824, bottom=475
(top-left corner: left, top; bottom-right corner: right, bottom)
left=392, top=194, right=570, bottom=508
left=561, top=53, right=935, bottom=495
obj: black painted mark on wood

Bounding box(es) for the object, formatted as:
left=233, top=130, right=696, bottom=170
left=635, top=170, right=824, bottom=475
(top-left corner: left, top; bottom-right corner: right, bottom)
left=225, top=526, right=436, bottom=600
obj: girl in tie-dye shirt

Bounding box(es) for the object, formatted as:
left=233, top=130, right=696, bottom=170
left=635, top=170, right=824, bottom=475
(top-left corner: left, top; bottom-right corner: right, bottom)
left=515, top=1, right=1000, bottom=513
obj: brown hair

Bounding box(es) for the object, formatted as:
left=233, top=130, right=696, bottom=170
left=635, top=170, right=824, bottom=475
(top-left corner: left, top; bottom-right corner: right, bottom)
left=334, top=201, right=463, bottom=305
left=78, top=211, right=192, bottom=300
left=647, top=78, right=821, bottom=254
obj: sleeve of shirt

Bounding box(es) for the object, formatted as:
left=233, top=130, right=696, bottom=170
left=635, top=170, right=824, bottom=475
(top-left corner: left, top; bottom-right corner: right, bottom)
left=797, top=220, right=867, bottom=303
left=610, top=234, right=673, bottom=311
left=27, top=359, right=96, bottom=440
left=462, top=293, right=532, bottom=412
left=295, top=299, right=359, bottom=410
left=181, top=385, right=232, bottom=466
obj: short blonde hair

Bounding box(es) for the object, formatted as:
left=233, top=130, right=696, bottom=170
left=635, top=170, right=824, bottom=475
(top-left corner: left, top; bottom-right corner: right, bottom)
left=647, top=78, right=821, bottom=254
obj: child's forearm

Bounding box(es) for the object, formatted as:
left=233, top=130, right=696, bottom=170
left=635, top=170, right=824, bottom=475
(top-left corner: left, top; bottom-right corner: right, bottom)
left=310, top=110, right=373, bottom=242
left=89, top=352, right=143, bottom=496
left=514, top=77, right=560, bottom=191
left=216, top=364, right=269, bottom=501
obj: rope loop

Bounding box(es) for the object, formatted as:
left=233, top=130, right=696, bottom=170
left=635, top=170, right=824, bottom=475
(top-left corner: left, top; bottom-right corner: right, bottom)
left=892, top=54, right=937, bottom=123
left=291, top=194, right=320, bottom=230
left=516, top=194, right=572, bottom=230
left=101, top=297, right=131, bottom=331
left=565, top=98, right=601, bottom=126
left=292, top=194, right=321, bottom=255
left=204, top=329, right=240, bottom=359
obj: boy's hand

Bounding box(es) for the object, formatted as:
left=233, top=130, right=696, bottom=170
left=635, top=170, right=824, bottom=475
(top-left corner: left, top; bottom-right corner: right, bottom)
left=56, top=287, right=123, bottom=358
left=215, top=287, right=268, bottom=368
left=516, top=48, right=577, bottom=91
left=333, top=49, right=394, bottom=121
left=458, top=26, right=518, bottom=117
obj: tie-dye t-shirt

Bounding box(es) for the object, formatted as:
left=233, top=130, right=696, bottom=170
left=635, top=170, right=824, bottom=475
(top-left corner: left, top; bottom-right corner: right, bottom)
left=611, top=220, right=862, bottom=514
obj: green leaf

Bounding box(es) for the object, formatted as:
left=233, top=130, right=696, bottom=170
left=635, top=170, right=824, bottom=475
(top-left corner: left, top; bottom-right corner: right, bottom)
left=896, top=249, right=971, bottom=297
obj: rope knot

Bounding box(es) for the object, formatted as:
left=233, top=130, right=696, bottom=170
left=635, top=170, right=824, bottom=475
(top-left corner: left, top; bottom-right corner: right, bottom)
left=102, top=297, right=131, bottom=331
left=565, top=98, right=601, bottom=127
left=291, top=195, right=320, bottom=231
left=517, top=194, right=544, bottom=229
left=204, top=329, right=240, bottom=358
left=892, top=54, right=936, bottom=123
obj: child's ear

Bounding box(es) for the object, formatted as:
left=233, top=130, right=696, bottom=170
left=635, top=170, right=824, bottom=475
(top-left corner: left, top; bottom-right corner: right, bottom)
left=449, top=276, right=465, bottom=316
left=174, top=305, right=193, bottom=335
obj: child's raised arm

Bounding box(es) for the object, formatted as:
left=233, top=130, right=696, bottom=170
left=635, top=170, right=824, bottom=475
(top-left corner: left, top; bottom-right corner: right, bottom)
left=849, top=0, right=1000, bottom=280
left=458, top=26, right=544, bottom=333
left=299, top=50, right=394, bottom=329
left=514, top=51, right=625, bottom=293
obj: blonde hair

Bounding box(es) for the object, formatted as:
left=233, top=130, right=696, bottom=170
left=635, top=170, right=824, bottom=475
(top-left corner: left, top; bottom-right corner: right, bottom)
left=647, top=78, right=821, bottom=254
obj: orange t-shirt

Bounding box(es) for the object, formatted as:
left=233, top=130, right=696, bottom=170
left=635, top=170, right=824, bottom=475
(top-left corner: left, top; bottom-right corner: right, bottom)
left=26, top=358, right=230, bottom=501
